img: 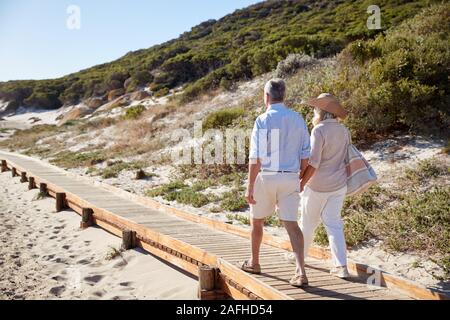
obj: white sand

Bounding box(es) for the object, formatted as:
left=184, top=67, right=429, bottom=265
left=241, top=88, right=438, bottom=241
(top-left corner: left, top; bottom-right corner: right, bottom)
left=0, top=171, right=198, bottom=300
left=4, top=107, right=66, bottom=128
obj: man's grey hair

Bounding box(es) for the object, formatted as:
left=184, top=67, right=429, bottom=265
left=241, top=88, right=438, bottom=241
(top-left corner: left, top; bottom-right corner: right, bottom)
left=264, top=78, right=286, bottom=102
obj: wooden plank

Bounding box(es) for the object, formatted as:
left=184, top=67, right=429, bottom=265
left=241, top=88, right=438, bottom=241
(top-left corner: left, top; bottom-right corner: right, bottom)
left=138, top=239, right=199, bottom=276
left=217, top=259, right=293, bottom=300
left=217, top=275, right=251, bottom=300
left=289, top=285, right=384, bottom=300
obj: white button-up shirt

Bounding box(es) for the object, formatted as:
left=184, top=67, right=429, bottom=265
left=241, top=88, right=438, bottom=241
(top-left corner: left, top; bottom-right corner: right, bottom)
left=249, top=103, right=310, bottom=173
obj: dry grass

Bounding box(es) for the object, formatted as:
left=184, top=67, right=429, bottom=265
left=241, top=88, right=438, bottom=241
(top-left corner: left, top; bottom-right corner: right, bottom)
left=0, top=125, right=60, bottom=151
left=105, top=246, right=123, bottom=261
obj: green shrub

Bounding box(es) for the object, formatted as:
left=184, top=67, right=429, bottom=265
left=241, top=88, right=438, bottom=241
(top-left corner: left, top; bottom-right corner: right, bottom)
left=264, top=215, right=283, bottom=227
left=95, top=161, right=145, bottom=179
left=154, top=87, right=170, bottom=98
left=174, top=189, right=212, bottom=208
left=404, top=159, right=443, bottom=184
left=145, top=180, right=214, bottom=208
left=51, top=151, right=106, bottom=169
left=221, top=189, right=248, bottom=212
left=202, top=107, right=245, bottom=131
left=275, top=53, right=318, bottom=78
left=226, top=213, right=250, bottom=225
left=123, top=105, right=146, bottom=120
left=146, top=181, right=186, bottom=197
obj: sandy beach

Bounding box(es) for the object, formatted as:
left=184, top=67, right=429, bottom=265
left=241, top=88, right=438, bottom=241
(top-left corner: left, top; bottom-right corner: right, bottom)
left=0, top=170, right=198, bottom=300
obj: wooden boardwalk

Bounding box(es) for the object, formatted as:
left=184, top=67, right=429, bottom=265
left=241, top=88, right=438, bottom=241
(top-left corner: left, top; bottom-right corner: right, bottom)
left=0, top=151, right=440, bottom=300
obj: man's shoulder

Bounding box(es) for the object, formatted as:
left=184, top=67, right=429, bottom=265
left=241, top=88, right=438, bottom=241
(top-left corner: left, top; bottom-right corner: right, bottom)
left=286, top=109, right=307, bottom=127
left=255, top=105, right=306, bottom=125
left=255, top=112, right=268, bottom=123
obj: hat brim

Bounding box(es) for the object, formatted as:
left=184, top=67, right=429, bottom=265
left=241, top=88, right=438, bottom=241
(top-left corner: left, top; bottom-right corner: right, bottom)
left=303, top=96, right=348, bottom=119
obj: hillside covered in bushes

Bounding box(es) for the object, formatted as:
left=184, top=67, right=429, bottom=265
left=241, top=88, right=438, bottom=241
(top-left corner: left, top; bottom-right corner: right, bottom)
left=0, top=0, right=436, bottom=112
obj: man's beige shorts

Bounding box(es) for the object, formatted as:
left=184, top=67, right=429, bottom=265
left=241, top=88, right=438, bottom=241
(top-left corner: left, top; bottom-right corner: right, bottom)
left=250, top=172, right=300, bottom=222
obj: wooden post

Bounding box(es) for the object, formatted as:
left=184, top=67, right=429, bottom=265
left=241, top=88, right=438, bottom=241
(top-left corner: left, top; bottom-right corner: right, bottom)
left=20, top=172, right=27, bottom=183
left=39, top=183, right=48, bottom=196
left=80, top=208, right=94, bottom=229
left=1, top=160, right=7, bottom=172
left=198, top=266, right=223, bottom=300
left=11, top=167, right=17, bottom=177
left=122, top=230, right=136, bottom=250
left=56, top=192, right=66, bottom=212
left=28, top=177, right=36, bottom=190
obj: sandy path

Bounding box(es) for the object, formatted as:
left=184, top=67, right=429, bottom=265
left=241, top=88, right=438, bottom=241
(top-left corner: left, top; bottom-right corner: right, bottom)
left=0, top=171, right=198, bottom=300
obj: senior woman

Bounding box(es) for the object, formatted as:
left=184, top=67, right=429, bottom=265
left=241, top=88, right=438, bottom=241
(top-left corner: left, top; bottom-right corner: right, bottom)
left=296, top=93, right=351, bottom=279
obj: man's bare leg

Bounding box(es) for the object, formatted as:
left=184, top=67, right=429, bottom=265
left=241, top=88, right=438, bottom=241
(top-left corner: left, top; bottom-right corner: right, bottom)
left=250, top=218, right=264, bottom=266
left=283, top=221, right=307, bottom=276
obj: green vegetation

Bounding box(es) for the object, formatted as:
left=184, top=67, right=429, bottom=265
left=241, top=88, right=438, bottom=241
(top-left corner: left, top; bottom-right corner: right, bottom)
left=264, top=215, right=283, bottom=227
left=0, top=0, right=433, bottom=112
left=220, top=189, right=248, bottom=212
left=122, top=105, right=146, bottom=120
left=226, top=213, right=250, bottom=226
left=145, top=180, right=217, bottom=208
left=50, top=151, right=106, bottom=169
left=105, top=246, right=123, bottom=261
left=275, top=53, right=317, bottom=78
left=225, top=213, right=283, bottom=227
left=89, top=161, right=148, bottom=179
left=202, top=107, right=245, bottom=131
left=404, top=159, right=444, bottom=184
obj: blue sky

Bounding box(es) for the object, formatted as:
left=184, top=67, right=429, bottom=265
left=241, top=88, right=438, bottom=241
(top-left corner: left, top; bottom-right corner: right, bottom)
left=0, top=0, right=260, bottom=82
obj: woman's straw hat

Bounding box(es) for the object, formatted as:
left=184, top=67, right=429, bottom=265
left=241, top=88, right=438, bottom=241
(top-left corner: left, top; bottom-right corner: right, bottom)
left=302, top=93, right=348, bottom=119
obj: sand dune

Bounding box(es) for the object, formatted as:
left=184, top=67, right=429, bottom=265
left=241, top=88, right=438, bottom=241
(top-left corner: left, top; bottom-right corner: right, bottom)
left=0, top=171, right=198, bottom=300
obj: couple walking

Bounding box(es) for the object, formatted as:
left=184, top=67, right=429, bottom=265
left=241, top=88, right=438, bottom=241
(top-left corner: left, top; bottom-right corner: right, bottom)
left=242, top=78, right=351, bottom=287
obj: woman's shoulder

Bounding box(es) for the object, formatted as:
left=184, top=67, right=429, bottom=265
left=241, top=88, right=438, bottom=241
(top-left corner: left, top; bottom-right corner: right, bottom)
left=337, top=123, right=352, bottom=141
left=312, top=123, right=326, bottom=133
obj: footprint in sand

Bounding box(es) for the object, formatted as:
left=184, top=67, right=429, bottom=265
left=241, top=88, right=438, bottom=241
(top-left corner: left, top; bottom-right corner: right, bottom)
left=51, top=275, right=66, bottom=281
left=113, top=260, right=127, bottom=268
left=53, top=258, right=67, bottom=264
left=62, top=245, right=70, bottom=250
left=84, top=275, right=104, bottom=283
left=49, top=286, right=66, bottom=296
left=90, top=291, right=105, bottom=298
left=77, top=259, right=91, bottom=265
left=119, top=282, right=133, bottom=287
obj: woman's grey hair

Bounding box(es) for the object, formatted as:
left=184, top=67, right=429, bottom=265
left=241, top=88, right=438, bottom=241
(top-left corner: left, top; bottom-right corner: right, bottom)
left=264, top=78, right=286, bottom=102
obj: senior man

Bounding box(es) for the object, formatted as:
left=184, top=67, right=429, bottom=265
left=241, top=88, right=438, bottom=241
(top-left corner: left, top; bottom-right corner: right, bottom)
left=242, top=78, right=311, bottom=287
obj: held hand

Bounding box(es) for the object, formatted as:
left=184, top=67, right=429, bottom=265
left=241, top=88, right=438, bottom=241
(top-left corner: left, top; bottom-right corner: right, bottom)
left=300, top=181, right=305, bottom=193
left=245, top=185, right=256, bottom=205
